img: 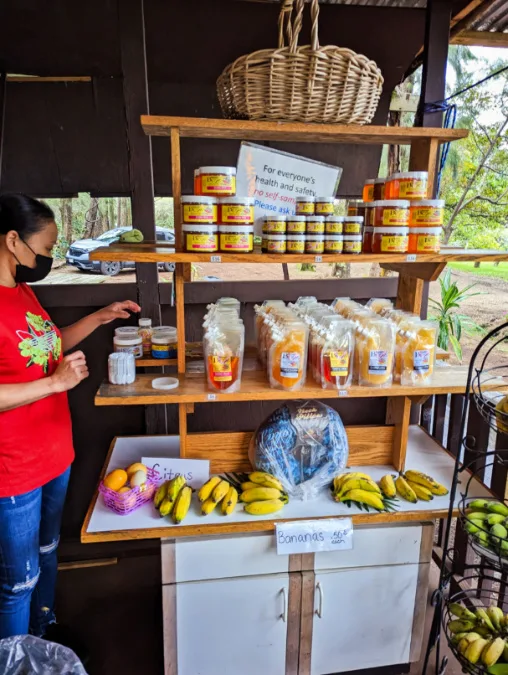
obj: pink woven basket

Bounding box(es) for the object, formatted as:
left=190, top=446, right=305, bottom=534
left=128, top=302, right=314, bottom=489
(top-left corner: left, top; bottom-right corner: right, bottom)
left=99, top=467, right=157, bottom=516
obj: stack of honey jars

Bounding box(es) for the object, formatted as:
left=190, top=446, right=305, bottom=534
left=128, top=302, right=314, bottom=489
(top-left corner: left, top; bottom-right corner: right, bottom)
left=359, top=172, right=444, bottom=254
left=183, top=166, right=255, bottom=254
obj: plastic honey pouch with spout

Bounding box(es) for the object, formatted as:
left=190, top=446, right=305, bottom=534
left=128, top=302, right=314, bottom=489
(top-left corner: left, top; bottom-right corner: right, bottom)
left=331, top=297, right=360, bottom=318
left=205, top=322, right=245, bottom=394
left=400, top=319, right=437, bottom=386
left=366, top=298, right=394, bottom=316
left=320, top=320, right=355, bottom=390
left=358, top=317, right=395, bottom=387
left=268, top=319, right=309, bottom=391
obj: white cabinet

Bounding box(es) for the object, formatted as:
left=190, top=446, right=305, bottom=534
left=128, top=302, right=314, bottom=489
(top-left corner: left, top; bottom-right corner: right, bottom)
left=174, top=574, right=289, bottom=675
left=309, top=564, right=419, bottom=675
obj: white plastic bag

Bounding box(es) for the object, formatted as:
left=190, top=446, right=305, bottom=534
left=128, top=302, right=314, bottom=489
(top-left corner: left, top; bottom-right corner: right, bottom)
left=0, top=635, right=87, bottom=675
left=250, top=401, right=349, bottom=500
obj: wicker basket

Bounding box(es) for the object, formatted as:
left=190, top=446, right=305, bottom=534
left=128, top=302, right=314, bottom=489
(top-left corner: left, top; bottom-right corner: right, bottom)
left=217, top=0, right=384, bottom=125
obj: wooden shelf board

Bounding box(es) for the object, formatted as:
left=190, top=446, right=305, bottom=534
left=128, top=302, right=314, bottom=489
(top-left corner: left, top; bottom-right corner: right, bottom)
left=90, top=245, right=508, bottom=265
left=94, top=365, right=497, bottom=406
left=141, top=116, right=468, bottom=145
left=136, top=358, right=177, bottom=367
left=81, top=426, right=491, bottom=543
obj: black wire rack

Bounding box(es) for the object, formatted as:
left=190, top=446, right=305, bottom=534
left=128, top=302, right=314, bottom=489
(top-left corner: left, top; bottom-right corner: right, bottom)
left=441, top=573, right=508, bottom=675
left=422, top=322, right=508, bottom=675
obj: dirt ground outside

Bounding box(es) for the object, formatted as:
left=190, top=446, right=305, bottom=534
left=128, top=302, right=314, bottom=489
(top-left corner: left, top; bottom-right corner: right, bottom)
left=45, top=261, right=508, bottom=366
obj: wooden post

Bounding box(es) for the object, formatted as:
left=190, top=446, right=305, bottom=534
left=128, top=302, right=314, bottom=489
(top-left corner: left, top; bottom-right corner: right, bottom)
left=119, top=0, right=165, bottom=433
left=0, top=72, right=6, bottom=186
left=416, top=0, right=453, bottom=128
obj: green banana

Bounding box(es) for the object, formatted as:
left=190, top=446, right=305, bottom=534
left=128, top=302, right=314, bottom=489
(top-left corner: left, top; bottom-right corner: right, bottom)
left=491, top=524, right=508, bottom=541
left=465, top=520, right=486, bottom=535
left=475, top=531, right=490, bottom=547
left=487, top=664, right=508, bottom=675
left=120, top=228, right=144, bottom=243
left=488, top=514, right=507, bottom=526
left=482, top=638, right=506, bottom=668
left=449, top=603, right=477, bottom=621
left=477, top=608, right=496, bottom=632
left=467, top=511, right=489, bottom=522
left=153, top=481, right=168, bottom=509
left=488, top=502, right=508, bottom=517
left=448, top=619, right=478, bottom=633
left=468, top=499, right=491, bottom=510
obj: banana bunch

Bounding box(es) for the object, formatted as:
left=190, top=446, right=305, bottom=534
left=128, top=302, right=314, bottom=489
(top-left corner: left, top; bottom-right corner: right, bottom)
left=465, top=499, right=508, bottom=557
left=393, top=470, right=449, bottom=503
left=448, top=602, right=508, bottom=669
left=332, top=472, right=393, bottom=512
left=153, top=476, right=192, bottom=524
left=119, top=228, right=144, bottom=244
left=198, top=476, right=238, bottom=516
left=240, top=472, right=288, bottom=516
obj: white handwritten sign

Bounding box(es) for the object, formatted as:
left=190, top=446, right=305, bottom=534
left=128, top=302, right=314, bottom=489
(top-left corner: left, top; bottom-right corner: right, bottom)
left=275, top=518, right=353, bottom=555
left=141, top=457, right=209, bottom=489
left=236, top=142, right=342, bottom=236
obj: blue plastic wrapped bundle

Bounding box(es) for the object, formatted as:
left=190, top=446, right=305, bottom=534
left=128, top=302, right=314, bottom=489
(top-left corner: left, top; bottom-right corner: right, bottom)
left=250, top=400, right=349, bottom=500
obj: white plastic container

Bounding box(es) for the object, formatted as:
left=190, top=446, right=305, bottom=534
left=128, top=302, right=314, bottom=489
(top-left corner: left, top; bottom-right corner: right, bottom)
left=108, top=353, right=136, bottom=385
left=113, top=335, right=143, bottom=359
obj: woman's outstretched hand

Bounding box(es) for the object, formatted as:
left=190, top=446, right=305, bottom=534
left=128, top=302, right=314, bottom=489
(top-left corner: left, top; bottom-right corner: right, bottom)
left=95, top=301, right=141, bottom=325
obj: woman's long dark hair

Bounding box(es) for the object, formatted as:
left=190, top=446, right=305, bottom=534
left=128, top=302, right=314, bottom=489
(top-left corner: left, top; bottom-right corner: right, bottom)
left=0, top=194, right=54, bottom=238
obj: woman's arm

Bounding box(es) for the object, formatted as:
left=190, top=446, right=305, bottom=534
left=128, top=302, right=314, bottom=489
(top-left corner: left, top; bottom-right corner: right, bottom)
left=61, top=301, right=141, bottom=352
left=0, top=352, right=89, bottom=413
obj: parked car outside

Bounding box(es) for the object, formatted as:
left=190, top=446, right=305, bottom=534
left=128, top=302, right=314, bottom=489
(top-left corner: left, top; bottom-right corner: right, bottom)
left=65, top=227, right=175, bottom=276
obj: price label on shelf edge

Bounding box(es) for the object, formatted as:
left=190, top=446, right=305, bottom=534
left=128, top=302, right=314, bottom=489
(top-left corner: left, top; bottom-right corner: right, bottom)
left=338, top=390, right=348, bottom=397
left=210, top=255, right=222, bottom=263
left=315, top=255, right=323, bottom=263
left=406, top=254, right=417, bottom=262
left=275, top=518, right=354, bottom=555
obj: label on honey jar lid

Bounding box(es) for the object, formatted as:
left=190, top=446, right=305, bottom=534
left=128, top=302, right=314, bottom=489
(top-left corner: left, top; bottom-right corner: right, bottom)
left=212, top=356, right=232, bottom=382
left=329, top=350, right=349, bottom=377
left=368, top=350, right=389, bottom=374
left=399, top=179, right=427, bottom=199
left=414, top=349, right=430, bottom=372
left=281, top=352, right=301, bottom=379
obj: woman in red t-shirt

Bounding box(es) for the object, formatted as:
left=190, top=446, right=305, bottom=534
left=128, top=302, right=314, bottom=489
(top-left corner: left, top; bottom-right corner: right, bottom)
left=0, top=194, right=140, bottom=643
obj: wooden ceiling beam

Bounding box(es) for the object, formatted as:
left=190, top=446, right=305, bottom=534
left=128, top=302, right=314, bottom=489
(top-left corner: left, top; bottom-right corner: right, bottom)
left=452, top=29, right=508, bottom=45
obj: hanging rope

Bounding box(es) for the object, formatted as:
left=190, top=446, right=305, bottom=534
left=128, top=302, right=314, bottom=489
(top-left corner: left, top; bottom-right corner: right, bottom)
left=423, top=63, right=508, bottom=194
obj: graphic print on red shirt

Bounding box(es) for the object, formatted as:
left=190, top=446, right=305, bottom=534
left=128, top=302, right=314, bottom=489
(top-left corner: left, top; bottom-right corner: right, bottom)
left=0, top=283, right=74, bottom=497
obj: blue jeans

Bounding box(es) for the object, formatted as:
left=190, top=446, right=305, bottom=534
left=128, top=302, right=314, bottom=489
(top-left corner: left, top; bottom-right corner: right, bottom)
left=0, top=467, right=70, bottom=639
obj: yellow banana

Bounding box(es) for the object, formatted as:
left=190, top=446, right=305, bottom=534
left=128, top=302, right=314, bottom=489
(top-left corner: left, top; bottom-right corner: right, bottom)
left=249, top=472, right=284, bottom=491
left=457, top=638, right=470, bottom=655
left=212, top=479, right=230, bottom=503
left=336, top=478, right=381, bottom=498
left=482, top=637, right=506, bottom=667
left=407, top=480, right=434, bottom=501
left=379, top=475, right=396, bottom=499
left=241, top=487, right=284, bottom=503
left=198, top=476, right=221, bottom=503
left=340, top=489, right=385, bottom=511
left=404, top=470, right=449, bottom=496
left=488, top=606, right=504, bottom=631
left=221, top=486, right=238, bottom=516
left=153, top=482, right=168, bottom=509
left=244, top=499, right=285, bottom=515
left=333, top=472, right=372, bottom=492
left=241, top=481, right=260, bottom=492
left=159, top=497, right=174, bottom=518
left=172, top=486, right=192, bottom=524
left=167, top=475, right=187, bottom=502
left=395, top=476, right=417, bottom=503
left=465, top=638, right=489, bottom=664
left=201, top=498, right=218, bottom=515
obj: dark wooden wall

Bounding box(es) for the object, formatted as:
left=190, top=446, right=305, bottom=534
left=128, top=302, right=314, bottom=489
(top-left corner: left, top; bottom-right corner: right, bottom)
left=0, top=0, right=425, bottom=197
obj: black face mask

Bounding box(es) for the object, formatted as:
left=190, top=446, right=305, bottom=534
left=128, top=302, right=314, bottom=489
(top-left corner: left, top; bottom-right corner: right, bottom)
left=14, top=239, right=53, bottom=284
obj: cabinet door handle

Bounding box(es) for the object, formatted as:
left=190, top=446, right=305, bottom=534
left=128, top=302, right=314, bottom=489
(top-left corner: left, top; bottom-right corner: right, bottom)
left=315, top=582, right=324, bottom=619
left=280, top=587, right=288, bottom=622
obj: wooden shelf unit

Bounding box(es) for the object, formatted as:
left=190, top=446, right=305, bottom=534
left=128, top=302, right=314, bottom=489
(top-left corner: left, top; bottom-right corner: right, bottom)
left=83, top=115, right=508, bottom=544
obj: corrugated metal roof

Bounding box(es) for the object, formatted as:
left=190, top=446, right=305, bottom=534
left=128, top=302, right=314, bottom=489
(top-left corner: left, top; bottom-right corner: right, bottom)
left=469, top=0, right=508, bottom=32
